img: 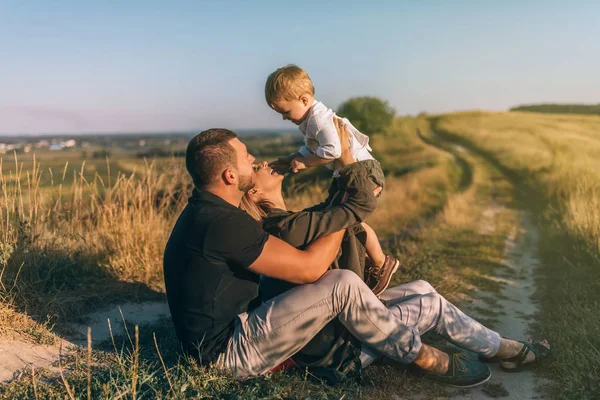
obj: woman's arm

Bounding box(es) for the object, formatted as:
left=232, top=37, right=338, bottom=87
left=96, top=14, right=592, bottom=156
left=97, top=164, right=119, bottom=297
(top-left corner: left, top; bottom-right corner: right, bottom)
left=335, top=117, right=355, bottom=167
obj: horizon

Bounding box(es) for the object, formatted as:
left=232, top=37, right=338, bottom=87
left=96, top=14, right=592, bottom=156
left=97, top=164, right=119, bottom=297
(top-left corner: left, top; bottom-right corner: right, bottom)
left=4, top=105, right=598, bottom=137
left=0, top=127, right=301, bottom=139
left=2, top=1, right=599, bottom=135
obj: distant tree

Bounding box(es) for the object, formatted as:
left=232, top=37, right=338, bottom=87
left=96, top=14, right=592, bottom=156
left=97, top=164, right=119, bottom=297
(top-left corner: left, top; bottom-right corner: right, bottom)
left=337, top=97, right=395, bottom=134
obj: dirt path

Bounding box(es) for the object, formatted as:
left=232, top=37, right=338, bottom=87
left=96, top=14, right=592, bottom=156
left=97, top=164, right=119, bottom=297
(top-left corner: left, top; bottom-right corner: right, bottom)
left=446, top=207, right=543, bottom=399
left=419, top=131, right=546, bottom=399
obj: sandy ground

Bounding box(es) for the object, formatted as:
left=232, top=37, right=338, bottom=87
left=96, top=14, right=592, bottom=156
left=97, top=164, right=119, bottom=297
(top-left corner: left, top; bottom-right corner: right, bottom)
left=0, top=302, right=170, bottom=382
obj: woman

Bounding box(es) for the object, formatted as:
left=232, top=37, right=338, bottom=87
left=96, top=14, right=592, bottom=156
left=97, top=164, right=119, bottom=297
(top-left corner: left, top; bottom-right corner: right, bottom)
left=240, top=118, right=550, bottom=384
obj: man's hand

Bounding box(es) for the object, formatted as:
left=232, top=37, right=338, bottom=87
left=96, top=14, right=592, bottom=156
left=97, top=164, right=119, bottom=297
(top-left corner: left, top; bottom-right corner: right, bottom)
left=269, top=155, right=294, bottom=174
left=290, top=158, right=307, bottom=173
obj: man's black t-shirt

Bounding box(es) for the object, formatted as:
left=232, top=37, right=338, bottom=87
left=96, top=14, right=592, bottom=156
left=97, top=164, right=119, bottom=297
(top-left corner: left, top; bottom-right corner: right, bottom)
left=163, top=189, right=269, bottom=362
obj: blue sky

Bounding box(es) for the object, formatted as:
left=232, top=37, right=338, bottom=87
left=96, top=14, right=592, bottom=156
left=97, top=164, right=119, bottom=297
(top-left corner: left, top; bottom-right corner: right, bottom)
left=1, top=1, right=598, bottom=134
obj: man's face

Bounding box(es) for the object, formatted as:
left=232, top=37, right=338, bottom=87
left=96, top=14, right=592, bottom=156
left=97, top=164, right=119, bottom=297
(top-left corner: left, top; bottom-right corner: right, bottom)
left=229, top=138, right=256, bottom=192
left=271, top=96, right=311, bottom=125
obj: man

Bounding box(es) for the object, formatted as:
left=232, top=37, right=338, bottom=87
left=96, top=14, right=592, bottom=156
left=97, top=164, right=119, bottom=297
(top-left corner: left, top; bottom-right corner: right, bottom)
left=163, top=125, right=503, bottom=387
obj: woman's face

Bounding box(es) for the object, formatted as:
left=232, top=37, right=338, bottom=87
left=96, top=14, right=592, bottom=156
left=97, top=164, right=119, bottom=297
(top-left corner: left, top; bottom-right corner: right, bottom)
left=252, top=161, right=285, bottom=194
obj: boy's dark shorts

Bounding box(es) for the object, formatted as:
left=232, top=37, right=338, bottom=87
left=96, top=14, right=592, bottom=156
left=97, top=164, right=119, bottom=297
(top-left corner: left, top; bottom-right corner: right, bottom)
left=328, top=160, right=385, bottom=207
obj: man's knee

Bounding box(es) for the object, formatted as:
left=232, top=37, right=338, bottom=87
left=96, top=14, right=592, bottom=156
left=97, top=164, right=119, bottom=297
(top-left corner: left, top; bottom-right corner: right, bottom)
left=318, top=269, right=362, bottom=289
left=325, top=269, right=365, bottom=307
left=338, top=268, right=363, bottom=282
left=413, top=280, right=436, bottom=294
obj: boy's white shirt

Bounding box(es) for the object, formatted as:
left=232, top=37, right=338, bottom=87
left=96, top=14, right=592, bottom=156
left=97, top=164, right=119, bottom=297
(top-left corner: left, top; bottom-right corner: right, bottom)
left=297, top=100, right=374, bottom=177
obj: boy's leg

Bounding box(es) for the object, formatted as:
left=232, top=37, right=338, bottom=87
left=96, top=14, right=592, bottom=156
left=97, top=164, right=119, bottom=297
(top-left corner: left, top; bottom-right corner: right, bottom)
left=336, top=161, right=397, bottom=295
left=218, top=269, right=424, bottom=378
left=362, top=221, right=400, bottom=296
left=361, top=222, right=386, bottom=267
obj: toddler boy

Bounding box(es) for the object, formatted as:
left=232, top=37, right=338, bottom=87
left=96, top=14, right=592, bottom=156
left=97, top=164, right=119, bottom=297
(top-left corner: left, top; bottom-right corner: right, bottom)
left=265, top=64, right=398, bottom=295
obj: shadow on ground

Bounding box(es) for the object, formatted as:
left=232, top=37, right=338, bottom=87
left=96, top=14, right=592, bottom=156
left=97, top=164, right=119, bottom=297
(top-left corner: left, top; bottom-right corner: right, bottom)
left=1, top=222, right=164, bottom=340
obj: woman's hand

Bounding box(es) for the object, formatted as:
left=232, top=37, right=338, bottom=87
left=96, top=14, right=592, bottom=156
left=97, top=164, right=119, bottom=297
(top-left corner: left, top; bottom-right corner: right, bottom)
left=333, top=117, right=355, bottom=167
left=334, top=117, right=382, bottom=198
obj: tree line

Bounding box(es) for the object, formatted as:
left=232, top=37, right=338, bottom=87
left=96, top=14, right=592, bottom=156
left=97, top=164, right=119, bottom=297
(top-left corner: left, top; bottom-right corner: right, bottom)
left=510, top=103, right=600, bottom=115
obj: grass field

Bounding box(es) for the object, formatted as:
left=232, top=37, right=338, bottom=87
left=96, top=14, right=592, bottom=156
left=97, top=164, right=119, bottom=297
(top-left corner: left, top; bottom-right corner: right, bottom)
left=0, top=112, right=597, bottom=398
left=431, top=111, right=600, bottom=399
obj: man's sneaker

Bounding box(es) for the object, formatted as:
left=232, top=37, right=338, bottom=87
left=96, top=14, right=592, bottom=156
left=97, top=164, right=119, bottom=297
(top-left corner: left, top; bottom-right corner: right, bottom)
left=365, top=255, right=399, bottom=296
left=415, top=353, right=491, bottom=388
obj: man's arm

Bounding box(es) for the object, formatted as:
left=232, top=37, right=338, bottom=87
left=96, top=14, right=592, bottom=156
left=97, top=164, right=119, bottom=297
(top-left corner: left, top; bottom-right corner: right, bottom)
left=248, top=230, right=345, bottom=284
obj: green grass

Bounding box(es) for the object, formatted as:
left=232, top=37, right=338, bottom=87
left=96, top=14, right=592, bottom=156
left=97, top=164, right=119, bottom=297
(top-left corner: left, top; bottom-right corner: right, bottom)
left=431, top=111, right=600, bottom=399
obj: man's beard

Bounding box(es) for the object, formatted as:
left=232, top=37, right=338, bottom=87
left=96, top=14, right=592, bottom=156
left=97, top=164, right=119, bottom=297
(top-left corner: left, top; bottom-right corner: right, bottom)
left=238, top=173, right=255, bottom=193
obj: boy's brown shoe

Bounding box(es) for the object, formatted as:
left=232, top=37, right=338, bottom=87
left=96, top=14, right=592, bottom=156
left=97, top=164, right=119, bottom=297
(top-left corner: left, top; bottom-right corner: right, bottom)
left=365, top=255, right=400, bottom=296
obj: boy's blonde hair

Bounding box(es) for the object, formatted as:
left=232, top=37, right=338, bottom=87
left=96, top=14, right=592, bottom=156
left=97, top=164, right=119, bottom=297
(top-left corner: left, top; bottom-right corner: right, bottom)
left=265, top=65, right=315, bottom=106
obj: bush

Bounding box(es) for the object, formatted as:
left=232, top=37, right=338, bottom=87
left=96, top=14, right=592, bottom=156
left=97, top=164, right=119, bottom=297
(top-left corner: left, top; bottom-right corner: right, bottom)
left=337, top=96, right=395, bottom=134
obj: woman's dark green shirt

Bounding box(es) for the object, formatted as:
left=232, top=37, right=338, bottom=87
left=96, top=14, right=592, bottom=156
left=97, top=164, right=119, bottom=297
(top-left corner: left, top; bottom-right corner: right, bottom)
left=260, top=163, right=378, bottom=383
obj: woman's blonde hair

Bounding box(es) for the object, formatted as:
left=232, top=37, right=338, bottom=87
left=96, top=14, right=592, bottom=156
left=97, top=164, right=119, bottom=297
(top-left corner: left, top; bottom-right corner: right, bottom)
left=240, top=193, right=273, bottom=222
left=265, top=64, right=315, bottom=106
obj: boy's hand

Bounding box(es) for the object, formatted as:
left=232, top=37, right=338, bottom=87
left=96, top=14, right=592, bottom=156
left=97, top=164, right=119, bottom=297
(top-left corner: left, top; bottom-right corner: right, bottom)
left=290, top=158, right=307, bottom=173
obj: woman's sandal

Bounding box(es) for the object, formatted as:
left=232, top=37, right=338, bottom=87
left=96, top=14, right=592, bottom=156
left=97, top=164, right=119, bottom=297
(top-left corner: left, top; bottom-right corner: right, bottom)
left=499, top=338, right=552, bottom=373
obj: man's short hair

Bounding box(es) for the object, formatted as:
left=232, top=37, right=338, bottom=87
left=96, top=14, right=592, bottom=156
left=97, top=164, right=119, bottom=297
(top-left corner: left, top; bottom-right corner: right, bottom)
left=186, top=129, right=238, bottom=188
left=265, top=64, right=315, bottom=106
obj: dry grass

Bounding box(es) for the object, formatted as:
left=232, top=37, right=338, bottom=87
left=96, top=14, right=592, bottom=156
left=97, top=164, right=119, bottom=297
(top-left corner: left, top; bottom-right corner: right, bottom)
left=0, top=117, right=520, bottom=398
left=433, top=111, right=600, bottom=255
left=0, top=155, right=190, bottom=341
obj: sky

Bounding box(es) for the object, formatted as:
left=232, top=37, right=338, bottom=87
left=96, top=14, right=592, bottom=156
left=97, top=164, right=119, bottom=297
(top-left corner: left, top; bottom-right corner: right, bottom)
left=1, top=0, right=599, bottom=134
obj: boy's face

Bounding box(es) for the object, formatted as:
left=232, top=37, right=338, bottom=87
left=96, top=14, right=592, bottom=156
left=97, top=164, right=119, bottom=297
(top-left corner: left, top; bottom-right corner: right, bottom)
left=271, top=95, right=312, bottom=125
